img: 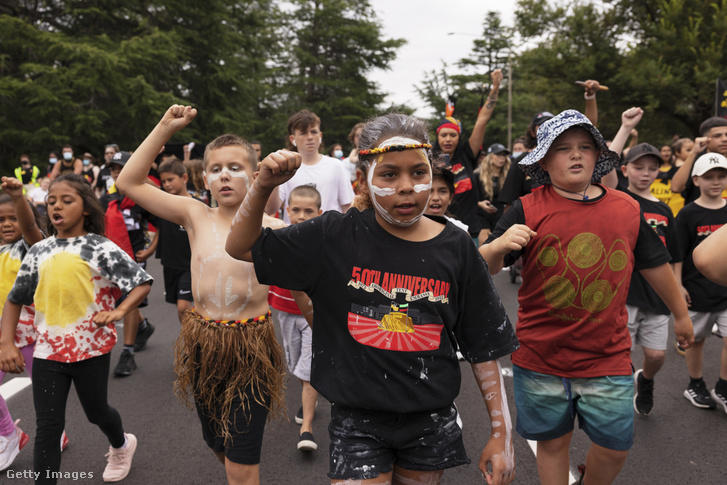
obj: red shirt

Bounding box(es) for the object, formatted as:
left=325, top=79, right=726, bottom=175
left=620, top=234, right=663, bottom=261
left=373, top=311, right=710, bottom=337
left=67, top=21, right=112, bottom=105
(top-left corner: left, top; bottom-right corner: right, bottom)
left=513, top=186, right=640, bottom=377
left=268, top=286, right=302, bottom=315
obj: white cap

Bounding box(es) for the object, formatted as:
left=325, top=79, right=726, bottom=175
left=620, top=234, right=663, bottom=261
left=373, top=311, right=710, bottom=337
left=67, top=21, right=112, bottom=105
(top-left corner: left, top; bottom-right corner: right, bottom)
left=692, top=152, right=727, bottom=177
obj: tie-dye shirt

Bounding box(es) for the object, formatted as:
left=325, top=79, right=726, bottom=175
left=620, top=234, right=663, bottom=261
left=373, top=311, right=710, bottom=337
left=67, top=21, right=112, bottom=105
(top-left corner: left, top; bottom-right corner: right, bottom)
left=8, top=234, right=152, bottom=363
left=0, top=238, right=36, bottom=347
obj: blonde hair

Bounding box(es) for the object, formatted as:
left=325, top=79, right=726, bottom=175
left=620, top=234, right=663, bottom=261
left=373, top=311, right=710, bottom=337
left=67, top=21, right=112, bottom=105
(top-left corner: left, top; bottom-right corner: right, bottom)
left=183, top=158, right=205, bottom=192
left=478, top=153, right=510, bottom=199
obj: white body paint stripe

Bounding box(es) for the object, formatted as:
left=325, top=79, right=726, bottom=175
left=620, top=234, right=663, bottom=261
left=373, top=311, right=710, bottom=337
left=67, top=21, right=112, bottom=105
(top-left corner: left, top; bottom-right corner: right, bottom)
left=0, top=377, right=31, bottom=400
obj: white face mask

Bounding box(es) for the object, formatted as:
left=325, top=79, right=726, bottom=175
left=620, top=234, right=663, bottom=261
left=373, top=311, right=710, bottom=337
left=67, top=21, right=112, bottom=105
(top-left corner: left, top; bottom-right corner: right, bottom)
left=367, top=136, right=432, bottom=227
left=333, top=149, right=344, bottom=159
left=82, top=159, right=91, bottom=166
left=63, top=152, right=73, bottom=161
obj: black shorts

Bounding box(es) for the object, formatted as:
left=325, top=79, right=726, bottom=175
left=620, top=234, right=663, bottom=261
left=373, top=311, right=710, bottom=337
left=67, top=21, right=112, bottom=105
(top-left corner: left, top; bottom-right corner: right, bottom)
left=328, top=403, right=469, bottom=480
left=163, top=266, right=193, bottom=304
left=195, top=387, right=269, bottom=465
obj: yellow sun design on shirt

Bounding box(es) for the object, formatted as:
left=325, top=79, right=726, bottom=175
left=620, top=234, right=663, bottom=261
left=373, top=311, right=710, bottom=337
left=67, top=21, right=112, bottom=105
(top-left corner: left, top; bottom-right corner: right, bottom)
left=35, top=252, right=95, bottom=327
left=0, top=252, right=22, bottom=304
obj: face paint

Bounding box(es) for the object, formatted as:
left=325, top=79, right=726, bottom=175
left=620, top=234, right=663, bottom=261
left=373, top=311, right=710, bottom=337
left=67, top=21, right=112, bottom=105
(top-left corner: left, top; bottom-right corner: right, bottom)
left=204, top=167, right=250, bottom=188
left=366, top=136, right=433, bottom=228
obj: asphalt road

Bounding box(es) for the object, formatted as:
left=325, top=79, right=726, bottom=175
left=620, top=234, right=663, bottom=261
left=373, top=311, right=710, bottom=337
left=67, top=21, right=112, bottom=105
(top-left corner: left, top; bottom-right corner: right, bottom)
left=1, top=258, right=725, bottom=484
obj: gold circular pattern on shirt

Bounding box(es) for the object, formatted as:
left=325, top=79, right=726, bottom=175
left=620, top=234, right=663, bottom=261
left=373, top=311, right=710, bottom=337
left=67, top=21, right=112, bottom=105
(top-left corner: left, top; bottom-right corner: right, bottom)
left=567, top=232, right=603, bottom=269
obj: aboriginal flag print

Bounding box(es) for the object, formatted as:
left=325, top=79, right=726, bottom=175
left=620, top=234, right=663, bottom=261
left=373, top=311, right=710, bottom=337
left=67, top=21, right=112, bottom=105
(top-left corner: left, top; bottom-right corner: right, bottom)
left=347, top=311, right=444, bottom=352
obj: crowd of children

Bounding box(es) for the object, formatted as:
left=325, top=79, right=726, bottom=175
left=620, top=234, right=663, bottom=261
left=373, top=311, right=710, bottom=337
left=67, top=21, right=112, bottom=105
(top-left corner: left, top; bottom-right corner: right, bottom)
left=0, top=84, right=726, bottom=485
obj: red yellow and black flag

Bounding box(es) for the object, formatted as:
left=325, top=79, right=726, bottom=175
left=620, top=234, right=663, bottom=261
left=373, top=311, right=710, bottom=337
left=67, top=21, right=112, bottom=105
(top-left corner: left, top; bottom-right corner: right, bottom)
left=715, top=79, right=727, bottom=118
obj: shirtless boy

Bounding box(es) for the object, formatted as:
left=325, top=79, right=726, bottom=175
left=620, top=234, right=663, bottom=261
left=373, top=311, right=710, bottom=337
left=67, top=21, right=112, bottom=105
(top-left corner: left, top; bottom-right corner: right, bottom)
left=116, top=105, right=286, bottom=485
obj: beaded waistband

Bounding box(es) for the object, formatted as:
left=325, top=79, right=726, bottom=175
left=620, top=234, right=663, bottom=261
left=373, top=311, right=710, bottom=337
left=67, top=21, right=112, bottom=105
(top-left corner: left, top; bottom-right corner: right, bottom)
left=192, top=310, right=271, bottom=328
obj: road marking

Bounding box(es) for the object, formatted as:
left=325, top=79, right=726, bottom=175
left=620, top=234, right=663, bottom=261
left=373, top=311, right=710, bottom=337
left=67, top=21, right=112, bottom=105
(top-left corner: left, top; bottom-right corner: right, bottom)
left=0, top=377, right=32, bottom=400
left=502, top=367, right=577, bottom=485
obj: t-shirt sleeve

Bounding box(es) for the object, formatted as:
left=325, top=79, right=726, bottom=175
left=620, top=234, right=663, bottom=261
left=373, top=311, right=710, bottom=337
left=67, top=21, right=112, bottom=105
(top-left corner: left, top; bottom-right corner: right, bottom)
left=485, top=199, right=526, bottom=267
left=674, top=210, right=692, bottom=262
left=497, top=163, right=526, bottom=204
left=97, top=240, right=153, bottom=293
left=252, top=212, right=329, bottom=291
left=665, top=211, right=681, bottom=263
left=337, top=164, right=355, bottom=207
left=7, top=245, right=40, bottom=306
left=634, top=214, right=670, bottom=270
left=455, top=242, right=518, bottom=362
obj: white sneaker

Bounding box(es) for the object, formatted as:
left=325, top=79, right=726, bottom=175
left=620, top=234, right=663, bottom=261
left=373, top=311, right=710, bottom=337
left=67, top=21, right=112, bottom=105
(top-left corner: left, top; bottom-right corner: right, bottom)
left=0, top=421, right=29, bottom=471
left=103, top=433, right=137, bottom=482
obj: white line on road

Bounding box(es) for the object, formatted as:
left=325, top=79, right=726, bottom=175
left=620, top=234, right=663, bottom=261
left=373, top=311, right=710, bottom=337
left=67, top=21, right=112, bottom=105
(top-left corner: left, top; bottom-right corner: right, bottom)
left=0, top=377, right=32, bottom=400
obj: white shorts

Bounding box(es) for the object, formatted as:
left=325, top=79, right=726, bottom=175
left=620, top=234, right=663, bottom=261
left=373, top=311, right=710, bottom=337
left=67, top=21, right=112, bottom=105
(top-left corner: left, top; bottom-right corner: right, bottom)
left=688, top=309, right=727, bottom=341
left=626, top=305, right=670, bottom=351
left=271, top=308, right=312, bottom=382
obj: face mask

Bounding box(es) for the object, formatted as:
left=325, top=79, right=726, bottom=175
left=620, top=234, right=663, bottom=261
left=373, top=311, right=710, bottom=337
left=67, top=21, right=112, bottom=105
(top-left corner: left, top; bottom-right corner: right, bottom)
left=333, top=149, right=343, bottom=159
left=49, top=157, right=58, bottom=164
left=63, top=152, right=73, bottom=161
left=511, top=151, right=522, bottom=159
left=83, top=159, right=91, bottom=166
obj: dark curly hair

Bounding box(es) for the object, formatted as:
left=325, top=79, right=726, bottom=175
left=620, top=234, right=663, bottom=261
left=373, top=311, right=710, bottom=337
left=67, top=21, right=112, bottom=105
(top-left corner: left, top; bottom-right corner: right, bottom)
left=47, top=174, right=105, bottom=236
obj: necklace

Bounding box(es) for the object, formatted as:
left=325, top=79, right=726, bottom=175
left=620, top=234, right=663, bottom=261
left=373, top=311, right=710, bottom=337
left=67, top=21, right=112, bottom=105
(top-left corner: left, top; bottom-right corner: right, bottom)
left=552, top=182, right=591, bottom=200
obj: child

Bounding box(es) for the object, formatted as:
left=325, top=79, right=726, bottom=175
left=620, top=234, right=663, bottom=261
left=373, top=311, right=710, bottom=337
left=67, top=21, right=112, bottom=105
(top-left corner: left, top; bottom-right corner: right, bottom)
left=480, top=110, right=693, bottom=484
left=151, top=159, right=194, bottom=324
left=0, top=177, right=44, bottom=470
left=115, top=105, right=286, bottom=485
left=268, top=184, right=321, bottom=452
left=101, top=152, right=156, bottom=377
left=620, top=143, right=682, bottom=415
left=674, top=152, right=727, bottom=413
left=268, top=109, right=354, bottom=222
left=425, top=164, right=469, bottom=233
left=227, top=113, right=518, bottom=484
left=0, top=174, right=152, bottom=484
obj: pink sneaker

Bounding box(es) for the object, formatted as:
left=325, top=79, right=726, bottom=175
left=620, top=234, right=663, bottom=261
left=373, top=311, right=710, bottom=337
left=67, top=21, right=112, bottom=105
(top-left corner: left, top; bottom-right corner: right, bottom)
left=60, top=430, right=69, bottom=451
left=0, top=420, right=29, bottom=471
left=103, top=433, right=137, bottom=482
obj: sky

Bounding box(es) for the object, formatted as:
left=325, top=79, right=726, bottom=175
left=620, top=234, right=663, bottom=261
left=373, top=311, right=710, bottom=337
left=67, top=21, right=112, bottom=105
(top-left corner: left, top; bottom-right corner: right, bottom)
left=368, top=1, right=516, bottom=117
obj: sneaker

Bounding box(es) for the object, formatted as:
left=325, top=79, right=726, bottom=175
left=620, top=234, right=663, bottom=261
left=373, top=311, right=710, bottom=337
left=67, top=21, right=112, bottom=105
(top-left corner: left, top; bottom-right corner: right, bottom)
left=683, top=379, right=716, bottom=409
left=711, top=387, right=727, bottom=414
left=713, top=323, right=722, bottom=338
left=114, top=349, right=137, bottom=377
left=674, top=340, right=686, bottom=356
left=633, top=369, right=654, bottom=416
left=60, top=430, right=69, bottom=452
left=133, top=319, right=155, bottom=352
left=103, top=433, right=137, bottom=482
left=294, top=406, right=303, bottom=425
left=0, top=420, right=30, bottom=471
left=297, top=431, right=317, bottom=451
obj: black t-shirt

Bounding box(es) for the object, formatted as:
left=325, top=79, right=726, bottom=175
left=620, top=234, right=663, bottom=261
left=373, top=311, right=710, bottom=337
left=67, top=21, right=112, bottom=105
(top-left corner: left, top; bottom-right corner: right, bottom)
left=96, top=165, right=112, bottom=193
left=149, top=214, right=191, bottom=270
left=623, top=190, right=680, bottom=314
left=497, top=155, right=540, bottom=205
left=675, top=201, right=727, bottom=311
left=486, top=189, right=669, bottom=271
left=440, top=141, right=485, bottom=236
left=252, top=208, right=518, bottom=412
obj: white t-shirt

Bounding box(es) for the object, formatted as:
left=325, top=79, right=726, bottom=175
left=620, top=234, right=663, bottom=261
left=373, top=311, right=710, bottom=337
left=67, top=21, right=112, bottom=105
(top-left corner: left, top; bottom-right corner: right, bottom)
left=278, top=155, right=355, bottom=223
left=27, top=186, right=47, bottom=205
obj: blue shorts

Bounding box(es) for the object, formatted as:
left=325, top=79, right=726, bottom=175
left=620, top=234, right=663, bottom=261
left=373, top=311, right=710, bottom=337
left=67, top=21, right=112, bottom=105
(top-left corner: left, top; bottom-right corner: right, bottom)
left=513, top=365, right=634, bottom=451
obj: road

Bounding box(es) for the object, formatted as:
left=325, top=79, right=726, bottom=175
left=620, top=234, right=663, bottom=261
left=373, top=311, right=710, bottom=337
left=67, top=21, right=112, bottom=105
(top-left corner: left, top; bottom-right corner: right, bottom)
left=1, top=258, right=725, bottom=484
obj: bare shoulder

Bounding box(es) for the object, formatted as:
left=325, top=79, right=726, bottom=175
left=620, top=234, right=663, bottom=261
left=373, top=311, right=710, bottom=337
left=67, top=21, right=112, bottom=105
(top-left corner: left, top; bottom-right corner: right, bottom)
left=262, top=214, right=286, bottom=230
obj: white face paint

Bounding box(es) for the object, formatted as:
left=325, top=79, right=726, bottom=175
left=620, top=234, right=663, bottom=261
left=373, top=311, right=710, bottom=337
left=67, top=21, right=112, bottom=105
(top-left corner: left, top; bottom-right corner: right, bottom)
left=204, top=167, right=250, bottom=188
left=366, top=136, right=433, bottom=228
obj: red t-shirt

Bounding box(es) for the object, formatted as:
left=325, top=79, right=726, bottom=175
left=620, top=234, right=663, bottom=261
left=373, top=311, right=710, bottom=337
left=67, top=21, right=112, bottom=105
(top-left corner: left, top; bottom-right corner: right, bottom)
left=513, top=186, right=640, bottom=377
left=268, top=286, right=302, bottom=315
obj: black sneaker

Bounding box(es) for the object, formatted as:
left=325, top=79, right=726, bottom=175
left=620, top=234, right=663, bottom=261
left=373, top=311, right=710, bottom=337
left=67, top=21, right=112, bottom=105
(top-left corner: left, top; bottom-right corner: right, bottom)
left=633, top=369, right=654, bottom=416
left=711, top=386, right=727, bottom=414
left=297, top=431, right=317, bottom=451
left=114, top=349, right=137, bottom=377
left=683, top=379, right=716, bottom=409
left=294, top=406, right=303, bottom=425
left=133, top=319, right=155, bottom=352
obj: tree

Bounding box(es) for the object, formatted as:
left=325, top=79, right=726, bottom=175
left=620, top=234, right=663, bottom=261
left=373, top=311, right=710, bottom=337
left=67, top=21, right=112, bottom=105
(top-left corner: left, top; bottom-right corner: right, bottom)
left=272, top=0, right=405, bottom=151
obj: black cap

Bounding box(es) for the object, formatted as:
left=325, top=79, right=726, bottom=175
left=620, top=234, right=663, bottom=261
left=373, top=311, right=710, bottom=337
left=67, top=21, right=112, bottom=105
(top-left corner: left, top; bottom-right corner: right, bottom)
left=624, top=143, right=662, bottom=165
left=109, top=151, right=131, bottom=167
left=487, top=143, right=511, bottom=155
left=532, top=111, right=554, bottom=127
